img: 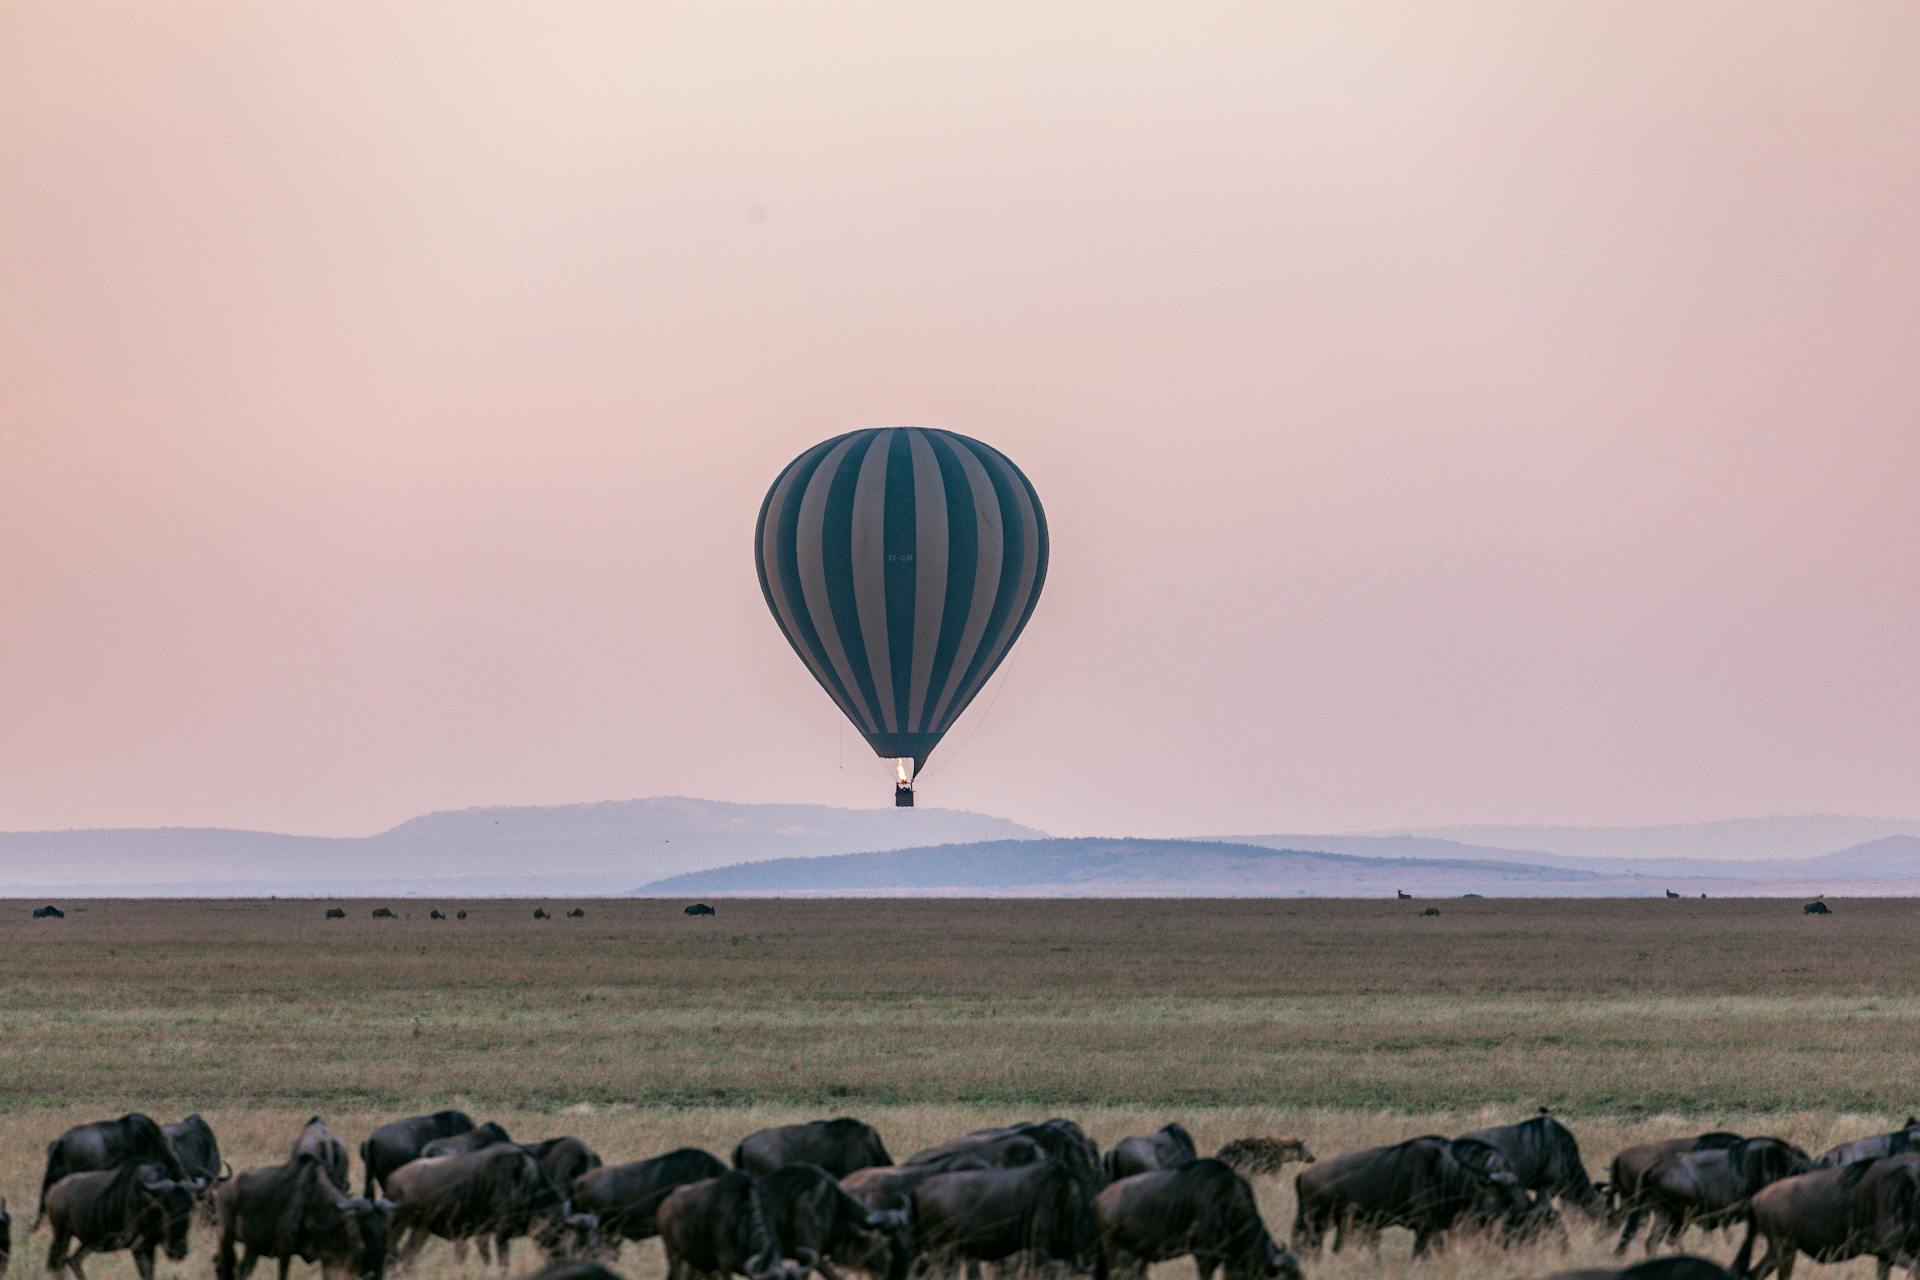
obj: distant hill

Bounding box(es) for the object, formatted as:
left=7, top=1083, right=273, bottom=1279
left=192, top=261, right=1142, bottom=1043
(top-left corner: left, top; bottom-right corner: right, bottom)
left=1377, top=815, right=1920, bottom=861
left=636, top=837, right=1605, bottom=897
left=1805, top=835, right=1920, bottom=873
left=0, top=798, right=1043, bottom=896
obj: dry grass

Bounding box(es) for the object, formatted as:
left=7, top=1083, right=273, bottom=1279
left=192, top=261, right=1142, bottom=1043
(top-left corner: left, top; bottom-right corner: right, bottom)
left=2, top=896, right=1914, bottom=1280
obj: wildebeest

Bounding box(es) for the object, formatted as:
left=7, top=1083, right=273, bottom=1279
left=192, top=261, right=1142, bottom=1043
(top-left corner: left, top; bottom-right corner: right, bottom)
left=429, top=909, right=446, bottom=920
left=1620, top=1137, right=1812, bottom=1254
left=369, top=908, right=396, bottom=920
left=1098, top=1158, right=1299, bottom=1280
left=420, top=1121, right=513, bottom=1160
left=534, top=908, right=551, bottom=920
left=657, top=1171, right=797, bottom=1280
left=567, top=909, right=586, bottom=919
left=324, top=909, right=346, bottom=920
left=214, top=1152, right=392, bottom=1280
left=37, top=1114, right=192, bottom=1229
left=163, top=1115, right=234, bottom=1224
left=32, top=905, right=65, bottom=919
left=571, top=1148, right=729, bottom=1248
left=290, top=1117, right=352, bottom=1193
left=1666, top=890, right=1681, bottom=899
left=684, top=904, right=716, bottom=917
left=840, top=1162, right=991, bottom=1217
left=909, top=1120, right=1104, bottom=1197
left=359, top=1110, right=475, bottom=1198
left=757, top=1164, right=908, bottom=1280
left=456, top=910, right=468, bottom=920
left=910, top=1160, right=1102, bottom=1280
left=525, top=1138, right=604, bottom=1200
left=1539, top=1258, right=1738, bottom=1280
left=43, top=1163, right=199, bottom=1280
left=1421, top=908, right=1441, bottom=917
left=386, top=1144, right=591, bottom=1268
left=1292, top=1135, right=1542, bottom=1256
left=1, top=1195, right=11, bottom=1277
left=1460, top=1113, right=1605, bottom=1217
left=1817, top=1117, right=1920, bottom=1168
left=735, top=1119, right=893, bottom=1178
left=1803, top=902, right=1831, bottom=916
left=1104, top=1125, right=1197, bottom=1182
left=1214, top=1138, right=1315, bottom=1179
left=1733, top=1154, right=1920, bottom=1280
left=1396, top=891, right=1412, bottom=900
left=1608, top=1133, right=1745, bottom=1222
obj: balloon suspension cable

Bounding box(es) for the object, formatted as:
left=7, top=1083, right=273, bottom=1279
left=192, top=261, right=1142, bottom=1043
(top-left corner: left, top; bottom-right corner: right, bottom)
left=893, top=758, right=915, bottom=808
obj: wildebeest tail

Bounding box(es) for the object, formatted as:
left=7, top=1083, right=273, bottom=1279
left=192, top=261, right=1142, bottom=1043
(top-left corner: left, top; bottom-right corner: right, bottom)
left=359, top=1140, right=374, bottom=1200
left=34, top=1139, right=62, bottom=1229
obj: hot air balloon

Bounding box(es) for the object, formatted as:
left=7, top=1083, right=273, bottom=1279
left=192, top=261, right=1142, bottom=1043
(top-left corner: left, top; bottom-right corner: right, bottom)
left=755, top=427, right=1049, bottom=806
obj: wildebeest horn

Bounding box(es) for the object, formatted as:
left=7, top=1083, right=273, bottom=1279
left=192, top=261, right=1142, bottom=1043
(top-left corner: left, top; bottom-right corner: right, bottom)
left=375, top=1197, right=395, bottom=1212
left=864, top=1208, right=908, bottom=1229
left=219, top=1160, right=235, bottom=1182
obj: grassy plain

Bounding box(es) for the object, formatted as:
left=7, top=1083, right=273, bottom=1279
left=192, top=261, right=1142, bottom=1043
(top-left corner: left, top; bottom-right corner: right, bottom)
left=2, top=896, right=1914, bottom=1280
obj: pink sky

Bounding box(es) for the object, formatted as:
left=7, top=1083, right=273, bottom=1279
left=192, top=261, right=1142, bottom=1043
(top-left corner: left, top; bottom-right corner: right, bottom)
left=2, top=4, right=1915, bottom=839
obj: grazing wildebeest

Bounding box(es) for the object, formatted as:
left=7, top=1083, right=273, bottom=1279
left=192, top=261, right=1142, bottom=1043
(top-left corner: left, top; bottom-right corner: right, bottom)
left=911, top=1160, right=1102, bottom=1280
left=369, top=908, right=396, bottom=919
left=37, top=1114, right=192, bottom=1229
left=429, top=909, right=446, bottom=921
left=657, top=1172, right=797, bottom=1280
left=359, top=1110, right=475, bottom=1198
left=43, top=1163, right=199, bottom=1280
left=1098, top=1158, right=1299, bottom=1280
left=1292, top=1135, right=1543, bottom=1257
left=567, top=909, right=586, bottom=919
left=684, top=903, right=716, bottom=916
left=1104, top=1125, right=1197, bottom=1182
left=163, top=1115, right=234, bottom=1224
left=1666, top=890, right=1681, bottom=899
left=420, top=1121, right=513, bottom=1160
left=1460, top=1113, right=1605, bottom=1217
left=571, top=1149, right=729, bottom=1248
left=1622, top=1137, right=1812, bottom=1254
left=1396, top=891, right=1412, bottom=900
left=1803, top=902, right=1831, bottom=916
left=1214, top=1139, right=1315, bottom=1179
left=32, top=905, right=65, bottom=919
left=290, top=1117, right=352, bottom=1193
left=1, top=1195, right=11, bottom=1277
left=1817, top=1118, right=1920, bottom=1168
left=534, top=908, right=551, bottom=920
left=1421, top=907, right=1441, bottom=917
left=214, top=1153, right=392, bottom=1280
left=1608, top=1133, right=1745, bottom=1222
left=386, top=1144, right=591, bottom=1269
left=757, top=1164, right=908, bottom=1280
left=839, top=1162, right=991, bottom=1217
left=1539, top=1258, right=1738, bottom=1280
left=524, top=1138, right=604, bottom=1200
left=325, top=909, right=346, bottom=920
left=456, top=910, right=468, bottom=920
left=909, top=1120, right=1104, bottom=1197
left=1730, top=1155, right=1920, bottom=1280
left=735, top=1119, right=893, bottom=1178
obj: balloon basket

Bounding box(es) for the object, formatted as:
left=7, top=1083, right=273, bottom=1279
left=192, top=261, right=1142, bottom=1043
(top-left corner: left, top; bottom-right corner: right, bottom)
left=894, top=782, right=915, bottom=808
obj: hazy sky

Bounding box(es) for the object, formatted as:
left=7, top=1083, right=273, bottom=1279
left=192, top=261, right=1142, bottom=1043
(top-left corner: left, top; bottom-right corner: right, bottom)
left=3, top=4, right=1915, bottom=839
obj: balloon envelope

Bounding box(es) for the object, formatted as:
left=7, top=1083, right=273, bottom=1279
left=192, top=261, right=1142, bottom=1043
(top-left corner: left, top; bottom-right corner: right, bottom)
left=755, top=427, right=1049, bottom=772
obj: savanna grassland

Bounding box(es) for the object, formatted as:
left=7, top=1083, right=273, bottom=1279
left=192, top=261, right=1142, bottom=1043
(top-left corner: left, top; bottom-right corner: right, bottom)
left=3, top=896, right=1915, bottom=1280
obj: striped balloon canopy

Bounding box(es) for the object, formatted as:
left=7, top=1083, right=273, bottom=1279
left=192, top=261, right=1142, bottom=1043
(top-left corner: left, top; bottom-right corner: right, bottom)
left=754, top=427, right=1049, bottom=786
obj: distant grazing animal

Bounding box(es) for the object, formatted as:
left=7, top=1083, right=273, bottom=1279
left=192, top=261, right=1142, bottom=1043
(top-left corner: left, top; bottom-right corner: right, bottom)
left=684, top=903, right=716, bottom=917
left=1104, top=1124, right=1197, bottom=1181
left=1665, top=890, right=1680, bottom=899
left=1733, top=1153, right=1920, bottom=1280
left=429, top=909, right=446, bottom=920
left=161, top=1115, right=233, bottom=1224
left=1, top=1194, right=11, bottom=1276
left=1396, top=891, right=1412, bottom=900
left=657, top=1170, right=800, bottom=1280
left=325, top=908, right=346, bottom=920
left=369, top=907, right=396, bottom=919
left=1215, top=1138, right=1316, bottom=1178
left=421, top=1121, right=513, bottom=1160
left=214, top=1152, right=392, bottom=1280
left=1607, top=1133, right=1744, bottom=1222
left=456, top=910, right=468, bottom=920
left=37, top=1113, right=191, bottom=1230
left=570, top=1148, right=728, bottom=1247
left=735, top=1118, right=893, bottom=1179
left=1619, top=1137, right=1811, bottom=1254
left=1817, top=1116, right=1920, bottom=1168
left=385, top=1143, right=591, bottom=1269
left=290, top=1116, right=352, bottom=1192
left=534, top=908, right=551, bottom=920
left=1537, top=1258, right=1737, bottom=1280
left=567, top=908, right=586, bottom=919
left=32, top=905, right=64, bottom=919
left=1460, top=1113, right=1605, bottom=1218
left=1803, top=901, right=1831, bottom=916
left=911, top=1160, right=1102, bottom=1280
left=1098, top=1158, right=1299, bottom=1280
left=1292, top=1135, right=1547, bottom=1256
left=1422, top=907, right=1441, bottom=917
left=360, top=1109, right=475, bottom=1198
left=755, top=1163, right=909, bottom=1280
left=43, top=1163, right=199, bottom=1280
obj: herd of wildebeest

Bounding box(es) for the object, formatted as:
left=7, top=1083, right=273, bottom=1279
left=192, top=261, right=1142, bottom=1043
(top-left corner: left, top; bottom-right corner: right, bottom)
left=14, top=1110, right=1920, bottom=1280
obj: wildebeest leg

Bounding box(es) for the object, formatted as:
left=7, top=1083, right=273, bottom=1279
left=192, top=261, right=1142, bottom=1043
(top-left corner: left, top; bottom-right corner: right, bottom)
left=964, top=1259, right=982, bottom=1280
left=1615, top=1206, right=1645, bottom=1255
left=494, top=1234, right=512, bottom=1271
left=1194, top=1259, right=1217, bottom=1280
left=67, top=1246, right=92, bottom=1280
left=1410, top=1228, right=1439, bottom=1258
left=1774, top=1246, right=1797, bottom=1280
left=236, top=1245, right=263, bottom=1280
left=133, top=1246, right=157, bottom=1280
left=277, top=1255, right=292, bottom=1280
left=477, top=1236, right=495, bottom=1265
left=397, top=1224, right=432, bottom=1265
